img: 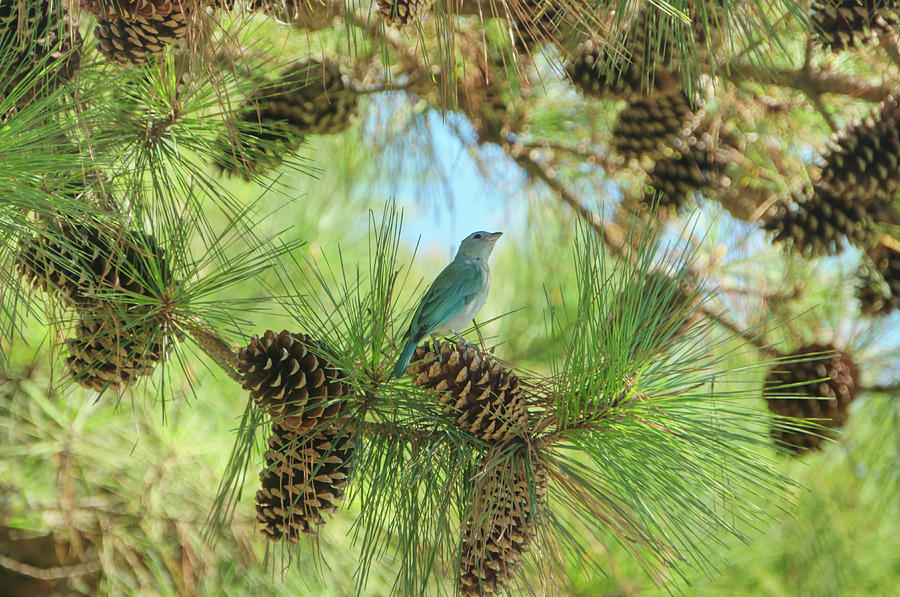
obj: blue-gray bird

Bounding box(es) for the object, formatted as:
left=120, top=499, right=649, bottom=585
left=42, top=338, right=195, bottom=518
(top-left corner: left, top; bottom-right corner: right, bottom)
left=392, top=231, right=502, bottom=378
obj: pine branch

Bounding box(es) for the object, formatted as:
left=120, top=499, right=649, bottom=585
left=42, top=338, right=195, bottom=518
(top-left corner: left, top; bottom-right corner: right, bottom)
left=510, top=145, right=786, bottom=359
left=186, top=323, right=242, bottom=382
left=0, top=553, right=100, bottom=581
left=510, top=148, right=628, bottom=255
left=723, top=60, right=897, bottom=103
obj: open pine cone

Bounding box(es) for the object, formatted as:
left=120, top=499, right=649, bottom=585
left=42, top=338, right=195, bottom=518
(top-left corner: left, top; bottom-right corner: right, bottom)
left=647, top=122, right=732, bottom=211
left=811, top=0, right=900, bottom=51
left=93, top=10, right=189, bottom=66
left=215, top=58, right=357, bottom=177
left=0, top=0, right=82, bottom=107
left=459, top=456, right=547, bottom=596
left=761, top=187, right=874, bottom=256
left=407, top=340, right=527, bottom=443
left=256, top=422, right=355, bottom=541
left=65, top=313, right=170, bottom=391
left=376, top=0, right=432, bottom=28
left=16, top=217, right=166, bottom=307
left=80, top=0, right=177, bottom=20
left=764, top=343, right=861, bottom=454
left=856, top=242, right=900, bottom=315
left=612, top=88, right=697, bottom=160
left=565, top=8, right=680, bottom=100
left=238, top=330, right=349, bottom=432
left=817, top=95, right=900, bottom=210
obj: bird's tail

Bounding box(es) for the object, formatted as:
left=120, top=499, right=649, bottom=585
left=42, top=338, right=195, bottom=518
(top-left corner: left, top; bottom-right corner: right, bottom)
left=392, top=340, right=417, bottom=379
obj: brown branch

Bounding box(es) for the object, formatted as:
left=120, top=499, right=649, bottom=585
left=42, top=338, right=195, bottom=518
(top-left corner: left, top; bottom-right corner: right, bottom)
left=510, top=145, right=784, bottom=358
left=723, top=61, right=896, bottom=103
left=0, top=553, right=100, bottom=581
left=510, top=147, right=628, bottom=256
left=185, top=324, right=242, bottom=383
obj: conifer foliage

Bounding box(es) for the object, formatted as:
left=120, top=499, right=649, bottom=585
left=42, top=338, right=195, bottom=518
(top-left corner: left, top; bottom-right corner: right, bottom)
left=1, top=0, right=898, bottom=595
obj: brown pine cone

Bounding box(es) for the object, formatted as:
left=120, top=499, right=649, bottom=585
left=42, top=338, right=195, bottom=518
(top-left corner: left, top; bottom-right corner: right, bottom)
left=256, top=422, right=355, bottom=541
left=16, top=216, right=166, bottom=307
left=238, top=330, right=348, bottom=432
left=65, top=312, right=171, bottom=391
left=407, top=340, right=527, bottom=443
left=459, top=456, right=547, bottom=595
left=764, top=343, right=861, bottom=454
left=0, top=0, right=82, bottom=107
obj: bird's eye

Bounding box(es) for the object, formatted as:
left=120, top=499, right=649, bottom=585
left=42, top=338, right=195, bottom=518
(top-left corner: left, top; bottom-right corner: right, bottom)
left=474, top=234, right=482, bottom=239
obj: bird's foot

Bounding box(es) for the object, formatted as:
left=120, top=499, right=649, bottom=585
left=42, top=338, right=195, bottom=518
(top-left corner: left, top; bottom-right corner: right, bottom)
left=432, top=338, right=442, bottom=363
left=451, top=331, right=478, bottom=351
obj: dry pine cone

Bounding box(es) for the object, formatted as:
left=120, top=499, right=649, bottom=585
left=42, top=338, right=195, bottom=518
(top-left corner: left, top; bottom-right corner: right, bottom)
left=93, top=10, right=189, bottom=66
left=459, top=456, right=547, bottom=596
left=256, top=422, right=355, bottom=541
left=764, top=343, right=861, bottom=454
left=761, top=187, right=874, bottom=256
left=856, top=242, right=900, bottom=315
left=817, top=95, right=900, bottom=210
left=65, top=313, right=170, bottom=391
left=376, top=0, right=432, bottom=28
left=811, top=0, right=900, bottom=51
left=612, top=88, right=697, bottom=160
left=238, top=330, right=348, bottom=432
left=215, top=58, right=358, bottom=177
left=407, top=340, right=527, bottom=443
left=16, top=217, right=165, bottom=306
left=0, top=0, right=82, bottom=107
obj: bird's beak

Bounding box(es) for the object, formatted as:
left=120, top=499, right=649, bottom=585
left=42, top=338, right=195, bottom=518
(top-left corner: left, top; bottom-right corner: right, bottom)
left=487, top=232, right=503, bottom=243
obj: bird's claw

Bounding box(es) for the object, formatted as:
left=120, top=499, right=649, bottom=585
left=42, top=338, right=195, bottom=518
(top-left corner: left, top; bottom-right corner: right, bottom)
left=451, top=331, right=478, bottom=352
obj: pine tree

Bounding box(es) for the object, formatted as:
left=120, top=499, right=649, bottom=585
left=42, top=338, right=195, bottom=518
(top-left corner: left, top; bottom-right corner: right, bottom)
left=0, top=1, right=897, bottom=595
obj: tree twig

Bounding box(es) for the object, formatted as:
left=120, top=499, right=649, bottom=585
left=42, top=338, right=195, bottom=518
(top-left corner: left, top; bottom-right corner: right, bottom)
left=510, top=145, right=783, bottom=358
left=185, top=323, right=242, bottom=383
left=723, top=61, right=897, bottom=103
left=0, top=553, right=100, bottom=581
left=510, top=147, right=628, bottom=256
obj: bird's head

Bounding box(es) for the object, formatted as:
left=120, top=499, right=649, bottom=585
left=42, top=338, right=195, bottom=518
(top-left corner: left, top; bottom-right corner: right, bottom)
left=456, top=231, right=503, bottom=260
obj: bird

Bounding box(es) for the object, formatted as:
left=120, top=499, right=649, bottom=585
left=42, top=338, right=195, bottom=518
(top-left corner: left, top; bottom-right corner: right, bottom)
left=391, top=231, right=503, bottom=378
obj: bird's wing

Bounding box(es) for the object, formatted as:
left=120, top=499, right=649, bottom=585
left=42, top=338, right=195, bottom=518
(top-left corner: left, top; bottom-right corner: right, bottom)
left=407, top=260, right=484, bottom=342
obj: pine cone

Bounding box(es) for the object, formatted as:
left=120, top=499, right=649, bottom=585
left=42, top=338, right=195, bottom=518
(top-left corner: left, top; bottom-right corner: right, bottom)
left=16, top=217, right=166, bottom=307
left=246, top=0, right=336, bottom=29
left=215, top=59, right=357, bottom=177
left=376, top=0, right=432, bottom=28
left=256, top=422, right=355, bottom=541
left=565, top=39, right=633, bottom=99
left=817, top=96, right=900, bottom=211
left=80, top=0, right=176, bottom=20
left=65, top=313, right=170, bottom=391
left=761, top=187, right=874, bottom=256
left=856, top=242, right=900, bottom=315
left=647, top=125, right=730, bottom=211
left=238, top=330, right=349, bottom=432
left=93, top=9, right=189, bottom=66
left=0, top=0, right=82, bottom=107
left=811, top=0, right=900, bottom=51
left=565, top=9, right=680, bottom=100
left=764, top=343, right=861, bottom=455
left=459, top=457, right=547, bottom=596
left=407, top=340, right=526, bottom=443
left=612, top=88, right=697, bottom=160
left=513, top=0, right=565, bottom=50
